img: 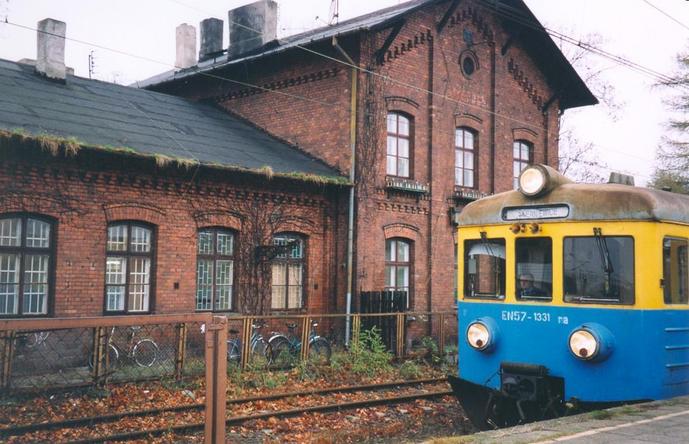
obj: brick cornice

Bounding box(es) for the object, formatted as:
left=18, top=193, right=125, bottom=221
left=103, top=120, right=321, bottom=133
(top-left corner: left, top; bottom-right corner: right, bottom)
left=217, top=68, right=341, bottom=102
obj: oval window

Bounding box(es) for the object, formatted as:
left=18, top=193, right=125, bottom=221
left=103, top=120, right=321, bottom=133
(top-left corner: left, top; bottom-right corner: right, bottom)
left=460, top=51, right=479, bottom=78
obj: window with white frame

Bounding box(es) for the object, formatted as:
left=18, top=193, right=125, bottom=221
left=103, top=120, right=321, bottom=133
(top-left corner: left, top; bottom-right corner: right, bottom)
left=0, top=215, right=53, bottom=316
left=386, top=112, right=412, bottom=178
left=105, top=222, right=154, bottom=313
left=271, top=234, right=305, bottom=310
left=385, top=238, right=412, bottom=309
left=455, top=127, right=477, bottom=188
left=196, top=228, right=234, bottom=311
left=513, top=140, right=533, bottom=189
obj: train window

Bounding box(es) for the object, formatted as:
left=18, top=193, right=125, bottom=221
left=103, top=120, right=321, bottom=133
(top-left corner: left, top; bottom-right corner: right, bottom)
left=563, top=236, right=634, bottom=304
left=515, top=237, right=552, bottom=301
left=663, top=238, right=689, bottom=305
left=464, top=238, right=505, bottom=299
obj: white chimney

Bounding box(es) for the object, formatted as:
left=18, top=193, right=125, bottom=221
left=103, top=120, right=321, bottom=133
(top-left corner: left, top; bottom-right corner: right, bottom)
left=176, top=23, right=197, bottom=69
left=36, top=18, right=66, bottom=80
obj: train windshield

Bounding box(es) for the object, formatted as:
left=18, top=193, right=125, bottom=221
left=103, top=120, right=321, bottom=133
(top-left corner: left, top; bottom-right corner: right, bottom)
left=563, top=236, right=634, bottom=304
left=464, top=238, right=506, bottom=299
left=663, top=237, right=689, bottom=304
left=515, top=237, right=552, bottom=301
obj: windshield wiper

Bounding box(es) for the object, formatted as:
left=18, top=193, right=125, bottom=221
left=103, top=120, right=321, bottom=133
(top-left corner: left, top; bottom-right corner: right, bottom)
left=593, top=227, right=614, bottom=297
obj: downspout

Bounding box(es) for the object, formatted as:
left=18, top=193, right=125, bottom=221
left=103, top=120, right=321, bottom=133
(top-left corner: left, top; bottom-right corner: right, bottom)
left=332, top=37, right=357, bottom=346
left=426, top=34, right=434, bottom=314
left=490, top=40, right=496, bottom=193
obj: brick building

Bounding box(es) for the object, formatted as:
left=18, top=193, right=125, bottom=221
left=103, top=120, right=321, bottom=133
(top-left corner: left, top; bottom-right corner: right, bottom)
left=144, top=0, right=597, bottom=313
left=0, top=21, right=348, bottom=318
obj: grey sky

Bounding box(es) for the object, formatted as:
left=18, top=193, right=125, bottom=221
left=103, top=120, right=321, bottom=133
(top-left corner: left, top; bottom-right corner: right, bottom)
left=1, top=0, right=687, bottom=185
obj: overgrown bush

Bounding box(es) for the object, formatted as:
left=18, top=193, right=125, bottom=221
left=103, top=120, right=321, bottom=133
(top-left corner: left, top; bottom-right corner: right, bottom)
left=398, top=361, right=423, bottom=380
left=349, top=326, right=393, bottom=377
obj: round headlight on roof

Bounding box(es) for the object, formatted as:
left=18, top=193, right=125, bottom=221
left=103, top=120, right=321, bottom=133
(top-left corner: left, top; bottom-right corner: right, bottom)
left=519, top=165, right=548, bottom=196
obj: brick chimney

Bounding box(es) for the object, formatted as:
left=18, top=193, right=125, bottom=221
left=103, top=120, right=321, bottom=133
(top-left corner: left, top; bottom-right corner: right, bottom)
left=199, top=18, right=224, bottom=62
left=227, top=0, right=277, bottom=58
left=176, top=23, right=196, bottom=69
left=36, top=18, right=67, bottom=80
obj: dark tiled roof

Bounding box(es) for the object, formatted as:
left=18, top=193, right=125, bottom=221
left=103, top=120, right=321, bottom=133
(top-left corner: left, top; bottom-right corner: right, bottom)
left=0, top=58, right=342, bottom=180
left=141, top=0, right=596, bottom=110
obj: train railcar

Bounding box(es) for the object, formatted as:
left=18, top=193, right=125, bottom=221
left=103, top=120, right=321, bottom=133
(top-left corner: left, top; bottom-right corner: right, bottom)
left=449, top=164, right=689, bottom=429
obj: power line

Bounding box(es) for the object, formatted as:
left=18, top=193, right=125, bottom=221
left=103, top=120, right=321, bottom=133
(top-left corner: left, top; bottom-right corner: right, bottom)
left=641, top=0, right=689, bottom=33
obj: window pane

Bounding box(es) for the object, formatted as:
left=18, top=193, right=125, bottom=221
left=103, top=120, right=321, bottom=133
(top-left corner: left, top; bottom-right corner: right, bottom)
left=516, top=238, right=552, bottom=301
left=397, top=138, right=409, bottom=158
left=272, top=263, right=286, bottom=286
left=288, top=264, right=303, bottom=308
left=0, top=218, right=21, bottom=247
left=564, top=236, right=634, bottom=304
left=290, top=239, right=303, bottom=259
left=387, top=136, right=396, bottom=156
left=455, top=168, right=463, bottom=186
left=26, top=219, right=50, bottom=248
left=215, top=260, right=233, bottom=310
left=464, top=238, right=506, bottom=299
left=0, top=254, right=19, bottom=314
left=23, top=254, right=48, bottom=314
left=128, top=257, right=150, bottom=311
left=107, top=225, right=128, bottom=252
left=217, top=232, right=233, bottom=256
left=513, top=162, right=521, bottom=179
left=398, top=116, right=409, bottom=136
left=397, top=241, right=410, bottom=262
left=396, top=265, right=409, bottom=288
left=106, top=257, right=126, bottom=284
left=131, top=226, right=151, bottom=253
left=464, top=151, right=474, bottom=168
left=398, top=158, right=409, bottom=177
left=387, top=114, right=397, bottom=133
left=455, top=149, right=463, bottom=168
left=386, top=155, right=397, bottom=175
left=196, top=259, right=213, bottom=310
left=455, top=130, right=463, bottom=147
left=465, top=131, right=474, bottom=148
left=513, top=143, right=520, bottom=159
left=464, top=170, right=474, bottom=188
left=106, top=286, right=125, bottom=311
left=521, top=145, right=530, bottom=160
left=198, top=231, right=213, bottom=255
left=386, top=240, right=395, bottom=261
left=663, top=238, right=689, bottom=304
left=271, top=263, right=286, bottom=309
left=385, top=265, right=395, bottom=287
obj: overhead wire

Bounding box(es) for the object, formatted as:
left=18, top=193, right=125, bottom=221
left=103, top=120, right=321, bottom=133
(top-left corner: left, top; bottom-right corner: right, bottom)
left=641, top=0, right=689, bottom=33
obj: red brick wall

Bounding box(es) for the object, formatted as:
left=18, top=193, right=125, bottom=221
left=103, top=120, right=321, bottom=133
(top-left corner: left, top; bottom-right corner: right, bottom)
left=152, top=0, right=570, bottom=314
left=0, top=148, right=347, bottom=317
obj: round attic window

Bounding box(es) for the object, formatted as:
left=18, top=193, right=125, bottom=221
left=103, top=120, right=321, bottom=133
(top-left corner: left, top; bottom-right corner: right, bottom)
left=460, top=51, right=479, bottom=78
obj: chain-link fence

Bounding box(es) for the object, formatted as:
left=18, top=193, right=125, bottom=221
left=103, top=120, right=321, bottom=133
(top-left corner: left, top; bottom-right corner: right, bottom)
left=0, top=314, right=211, bottom=393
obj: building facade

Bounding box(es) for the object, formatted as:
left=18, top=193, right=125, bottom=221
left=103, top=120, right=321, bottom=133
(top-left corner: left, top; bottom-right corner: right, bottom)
left=146, top=0, right=596, bottom=313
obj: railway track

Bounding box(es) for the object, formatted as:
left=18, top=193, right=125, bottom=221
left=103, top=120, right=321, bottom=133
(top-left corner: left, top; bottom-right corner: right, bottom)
left=1, top=378, right=453, bottom=443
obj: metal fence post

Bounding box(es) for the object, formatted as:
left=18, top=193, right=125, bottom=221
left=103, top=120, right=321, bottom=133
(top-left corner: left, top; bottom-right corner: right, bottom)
left=1, top=331, right=14, bottom=391
left=240, top=317, right=251, bottom=370
left=300, top=316, right=311, bottom=362
left=205, top=315, right=227, bottom=444
left=175, top=323, right=188, bottom=381
left=396, top=313, right=404, bottom=358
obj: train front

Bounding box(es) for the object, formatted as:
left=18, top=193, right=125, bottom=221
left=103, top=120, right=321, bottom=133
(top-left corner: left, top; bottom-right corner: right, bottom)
left=450, top=165, right=689, bottom=429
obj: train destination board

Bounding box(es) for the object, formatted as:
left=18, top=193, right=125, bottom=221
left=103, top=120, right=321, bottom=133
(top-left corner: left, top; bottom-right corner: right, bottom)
left=502, top=204, right=570, bottom=221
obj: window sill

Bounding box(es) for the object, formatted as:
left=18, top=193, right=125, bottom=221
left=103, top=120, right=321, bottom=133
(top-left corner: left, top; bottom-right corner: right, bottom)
left=385, top=176, right=429, bottom=194
left=453, top=186, right=490, bottom=201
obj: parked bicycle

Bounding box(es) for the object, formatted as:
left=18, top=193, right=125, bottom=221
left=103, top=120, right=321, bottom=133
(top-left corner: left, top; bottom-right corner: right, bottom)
left=88, top=326, right=159, bottom=369
left=268, top=320, right=331, bottom=367
left=227, top=319, right=271, bottom=366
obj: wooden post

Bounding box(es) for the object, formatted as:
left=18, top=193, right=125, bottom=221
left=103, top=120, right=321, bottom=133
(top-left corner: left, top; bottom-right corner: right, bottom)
left=1, top=331, right=14, bottom=391
left=396, top=313, right=404, bottom=359
left=352, top=314, right=360, bottom=347
left=205, top=315, right=227, bottom=444
left=175, top=323, right=188, bottom=380
left=300, top=316, right=310, bottom=362
left=439, top=313, right=446, bottom=357
left=94, top=326, right=107, bottom=387
left=240, top=317, right=251, bottom=370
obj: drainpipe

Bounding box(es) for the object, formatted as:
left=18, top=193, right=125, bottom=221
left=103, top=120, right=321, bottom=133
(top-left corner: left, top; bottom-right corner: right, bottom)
left=332, top=37, right=357, bottom=346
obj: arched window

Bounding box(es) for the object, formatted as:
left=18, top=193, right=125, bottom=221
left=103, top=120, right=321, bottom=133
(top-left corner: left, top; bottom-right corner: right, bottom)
left=386, top=112, right=412, bottom=178
left=196, top=228, right=235, bottom=311
left=513, top=140, right=533, bottom=189
left=271, top=234, right=305, bottom=310
left=0, top=215, right=54, bottom=316
left=455, top=127, right=477, bottom=188
left=385, top=238, right=412, bottom=309
left=105, top=222, right=154, bottom=313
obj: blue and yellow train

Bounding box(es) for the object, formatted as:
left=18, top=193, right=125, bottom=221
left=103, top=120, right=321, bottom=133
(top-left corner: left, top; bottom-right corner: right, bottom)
left=449, top=164, right=689, bottom=429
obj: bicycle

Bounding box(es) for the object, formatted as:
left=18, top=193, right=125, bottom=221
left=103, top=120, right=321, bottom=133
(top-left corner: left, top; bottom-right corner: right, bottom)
left=268, top=320, right=331, bottom=367
left=89, top=326, right=159, bottom=369
left=227, top=319, right=271, bottom=366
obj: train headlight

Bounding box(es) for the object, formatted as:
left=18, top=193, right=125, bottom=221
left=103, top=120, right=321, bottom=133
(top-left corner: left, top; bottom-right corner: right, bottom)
left=569, top=330, right=598, bottom=360
left=568, top=324, right=615, bottom=362
left=466, top=318, right=499, bottom=352
left=519, top=165, right=547, bottom=196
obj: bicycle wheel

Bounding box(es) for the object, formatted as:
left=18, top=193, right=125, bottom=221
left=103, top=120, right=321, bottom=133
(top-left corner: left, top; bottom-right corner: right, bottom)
left=88, top=344, right=119, bottom=370
left=308, top=337, right=331, bottom=365
left=133, top=339, right=158, bottom=367
left=250, top=338, right=271, bottom=366
left=269, top=336, right=292, bottom=368
left=227, top=340, right=241, bottom=365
